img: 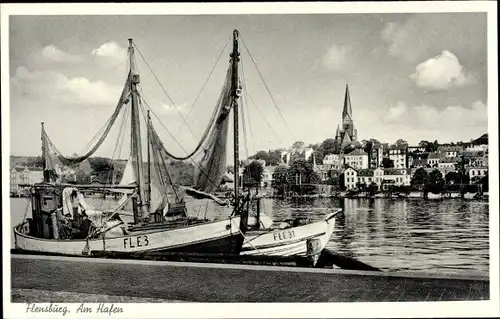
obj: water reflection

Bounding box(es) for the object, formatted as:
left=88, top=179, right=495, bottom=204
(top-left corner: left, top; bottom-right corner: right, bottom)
left=10, top=196, right=489, bottom=276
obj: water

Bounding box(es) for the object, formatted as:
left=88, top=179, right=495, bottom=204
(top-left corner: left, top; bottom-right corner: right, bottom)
left=9, top=196, right=489, bottom=276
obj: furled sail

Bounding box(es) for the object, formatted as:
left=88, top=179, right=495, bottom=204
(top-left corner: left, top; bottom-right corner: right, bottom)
left=150, top=66, right=233, bottom=194
left=42, top=72, right=132, bottom=180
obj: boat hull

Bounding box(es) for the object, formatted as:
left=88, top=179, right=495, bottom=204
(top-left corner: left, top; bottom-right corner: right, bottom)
left=14, top=216, right=243, bottom=257
left=240, top=212, right=337, bottom=258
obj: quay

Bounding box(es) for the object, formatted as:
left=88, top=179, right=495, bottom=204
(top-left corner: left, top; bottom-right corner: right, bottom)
left=11, top=254, right=488, bottom=302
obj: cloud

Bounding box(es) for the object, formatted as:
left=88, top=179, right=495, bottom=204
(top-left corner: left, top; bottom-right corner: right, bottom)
left=322, top=43, right=353, bottom=71
left=380, top=14, right=486, bottom=64
left=410, top=51, right=475, bottom=90
left=41, top=45, right=83, bottom=64
left=11, top=66, right=122, bottom=107
left=91, top=41, right=128, bottom=67
left=384, top=100, right=487, bottom=129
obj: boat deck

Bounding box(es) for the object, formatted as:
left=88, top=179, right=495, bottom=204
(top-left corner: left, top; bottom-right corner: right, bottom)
left=11, top=254, right=488, bottom=302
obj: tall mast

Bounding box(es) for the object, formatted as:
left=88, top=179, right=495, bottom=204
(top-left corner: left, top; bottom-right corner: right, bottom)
left=147, top=109, right=151, bottom=212
left=128, top=38, right=148, bottom=221
left=41, top=122, right=49, bottom=182
left=231, top=29, right=241, bottom=205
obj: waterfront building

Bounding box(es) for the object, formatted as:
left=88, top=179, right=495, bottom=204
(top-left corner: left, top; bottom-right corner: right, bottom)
left=369, top=144, right=384, bottom=169
left=373, top=167, right=384, bottom=187
left=10, top=166, right=44, bottom=195
left=380, top=168, right=411, bottom=190
left=438, top=158, right=458, bottom=169
left=261, top=166, right=277, bottom=188
left=322, top=153, right=344, bottom=169
left=427, top=152, right=442, bottom=167
left=333, top=84, right=359, bottom=153
left=344, top=166, right=358, bottom=190
left=356, top=169, right=375, bottom=187
left=467, top=167, right=488, bottom=183
left=387, top=145, right=408, bottom=169
left=437, top=146, right=464, bottom=158
left=344, top=149, right=369, bottom=169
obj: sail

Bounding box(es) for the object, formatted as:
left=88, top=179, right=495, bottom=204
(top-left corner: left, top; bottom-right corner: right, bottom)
left=42, top=72, right=132, bottom=181
left=119, top=156, right=136, bottom=186
left=148, top=67, right=233, bottom=195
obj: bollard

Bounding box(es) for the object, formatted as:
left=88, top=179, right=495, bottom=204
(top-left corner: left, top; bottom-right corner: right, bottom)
left=51, top=212, right=59, bottom=239
left=306, top=238, right=322, bottom=267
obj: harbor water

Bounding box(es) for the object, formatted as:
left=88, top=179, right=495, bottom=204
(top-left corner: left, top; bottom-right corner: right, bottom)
left=9, top=196, right=489, bottom=276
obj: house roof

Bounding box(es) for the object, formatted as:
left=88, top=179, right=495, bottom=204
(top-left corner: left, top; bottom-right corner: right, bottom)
left=346, top=149, right=367, bottom=156
left=438, top=146, right=464, bottom=152
left=428, top=152, right=442, bottom=159
left=439, top=157, right=458, bottom=163
left=383, top=168, right=407, bottom=175
left=357, top=169, right=374, bottom=177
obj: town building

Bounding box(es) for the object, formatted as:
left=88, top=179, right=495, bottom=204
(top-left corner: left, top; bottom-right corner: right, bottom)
left=280, top=147, right=314, bottom=164
left=437, top=146, right=464, bottom=158
left=387, top=145, right=408, bottom=169
left=427, top=152, right=442, bottom=167
left=344, top=149, right=369, bottom=169
left=261, top=166, right=277, bottom=188
left=380, top=168, right=411, bottom=190
left=333, top=84, right=359, bottom=153
left=343, top=167, right=358, bottom=190
left=438, top=158, right=458, bottom=169
left=468, top=167, right=488, bottom=183
left=322, top=153, right=344, bottom=169
left=10, top=166, right=44, bottom=195
left=369, top=144, right=384, bottom=169
left=356, top=169, right=375, bottom=187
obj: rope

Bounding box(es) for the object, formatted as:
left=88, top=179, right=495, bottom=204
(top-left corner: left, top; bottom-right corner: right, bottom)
left=240, top=58, right=256, bottom=155
left=240, top=35, right=294, bottom=140
left=133, top=43, right=198, bottom=142
left=176, top=34, right=232, bottom=136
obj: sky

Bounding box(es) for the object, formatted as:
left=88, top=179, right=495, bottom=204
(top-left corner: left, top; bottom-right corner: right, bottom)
left=8, top=12, right=488, bottom=161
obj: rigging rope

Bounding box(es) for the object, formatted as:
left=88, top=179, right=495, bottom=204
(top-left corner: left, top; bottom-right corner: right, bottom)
left=139, top=96, right=222, bottom=192
left=240, top=35, right=295, bottom=140
left=176, top=34, right=232, bottom=136
left=240, top=58, right=256, bottom=156
left=132, top=43, right=198, bottom=142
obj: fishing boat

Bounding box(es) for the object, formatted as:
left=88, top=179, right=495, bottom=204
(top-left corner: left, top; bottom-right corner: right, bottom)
left=13, top=32, right=250, bottom=257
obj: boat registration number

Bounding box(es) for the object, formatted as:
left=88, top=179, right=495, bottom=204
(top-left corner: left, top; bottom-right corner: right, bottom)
left=123, top=235, right=150, bottom=249
left=273, top=230, right=296, bottom=241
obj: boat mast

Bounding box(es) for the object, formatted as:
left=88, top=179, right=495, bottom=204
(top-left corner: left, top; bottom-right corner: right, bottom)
left=231, top=29, right=241, bottom=206
left=147, top=109, right=151, bottom=212
left=41, top=122, right=49, bottom=182
left=128, top=38, right=148, bottom=222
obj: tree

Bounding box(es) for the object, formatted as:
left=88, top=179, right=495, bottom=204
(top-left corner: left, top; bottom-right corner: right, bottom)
left=287, top=159, right=320, bottom=194
left=381, top=158, right=394, bottom=168
left=267, top=150, right=282, bottom=166
left=242, top=161, right=264, bottom=188
left=343, top=144, right=356, bottom=155
left=292, top=141, right=305, bottom=150
left=411, top=167, right=428, bottom=190
left=395, top=139, right=408, bottom=147
left=249, top=150, right=270, bottom=164
left=445, top=171, right=459, bottom=184
left=321, top=138, right=337, bottom=155
left=425, top=140, right=439, bottom=152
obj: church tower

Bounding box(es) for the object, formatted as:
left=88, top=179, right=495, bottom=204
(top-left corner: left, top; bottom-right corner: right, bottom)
left=334, top=83, right=357, bottom=153
left=341, top=83, right=355, bottom=139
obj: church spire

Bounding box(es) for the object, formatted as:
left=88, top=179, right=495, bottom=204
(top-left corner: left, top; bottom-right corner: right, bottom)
left=342, top=82, right=352, bottom=120
left=335, top=124, right=340, bottom=138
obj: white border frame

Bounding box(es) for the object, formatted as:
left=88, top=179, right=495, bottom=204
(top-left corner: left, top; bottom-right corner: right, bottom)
left=1, top=2, right=498, bottom=318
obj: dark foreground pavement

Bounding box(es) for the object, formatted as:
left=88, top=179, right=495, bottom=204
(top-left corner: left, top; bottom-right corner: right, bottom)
left=11, top=255, right=489, bottom=302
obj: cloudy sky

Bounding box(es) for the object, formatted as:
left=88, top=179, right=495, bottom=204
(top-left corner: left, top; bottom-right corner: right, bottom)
left=8, top=12, right=488, bottom=160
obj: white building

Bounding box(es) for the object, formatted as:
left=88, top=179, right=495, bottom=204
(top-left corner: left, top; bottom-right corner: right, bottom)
left=380, top=168, right=411, bottom=190
left=437, top=146, right=464, bottom=158
left=344, top=167, right=358, bottom=190
left=465, top=144, right=488, bottom=152
left=438, top=158, right=458, bottom=169
left=427, top=152, right=441, bottom=167
left=261, top=166, right=276, bottom=188
left=468, top=167, right=488, bottom=183
left=344, top=149, right=368, bottom=169
left=387, top=146, right=408, bottom=169
left=322, top=154, right=344, bottom=170
left=10, top=166, right=44, bottom=195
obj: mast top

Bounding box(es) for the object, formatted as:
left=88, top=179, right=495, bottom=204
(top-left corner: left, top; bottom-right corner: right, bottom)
left=128, top=38, right=133, bottom=47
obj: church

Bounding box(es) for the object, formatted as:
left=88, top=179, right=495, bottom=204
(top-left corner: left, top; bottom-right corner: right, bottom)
left=334, top=83, right=360, bottom=153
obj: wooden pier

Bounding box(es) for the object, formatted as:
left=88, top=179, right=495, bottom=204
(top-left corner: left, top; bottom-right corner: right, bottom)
left=11, top=254, right=488, bottom=302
